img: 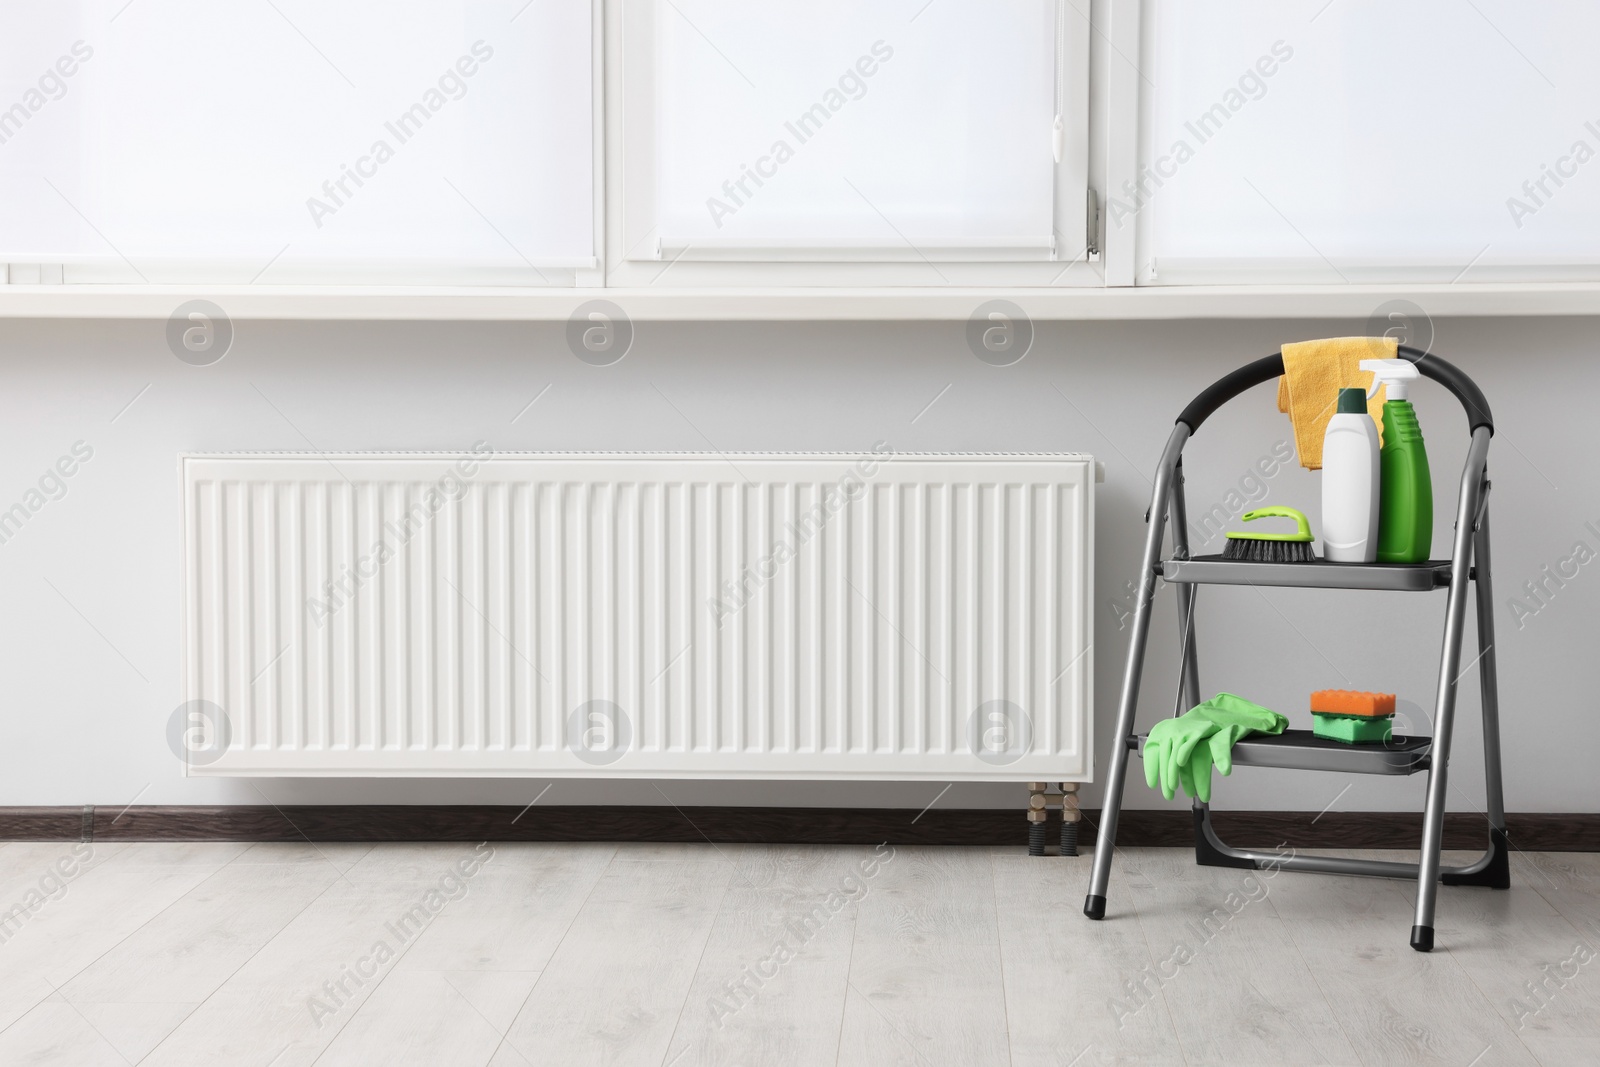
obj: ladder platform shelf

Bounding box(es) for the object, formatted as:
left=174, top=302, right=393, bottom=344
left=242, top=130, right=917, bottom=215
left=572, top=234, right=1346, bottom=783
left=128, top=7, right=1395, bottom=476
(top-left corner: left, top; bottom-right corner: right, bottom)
left=1134, top=728, right=1433, bottom=776
left=1084, top=346, right=1510, bottom=955
left=1161, top=556, right=1459, bottom=592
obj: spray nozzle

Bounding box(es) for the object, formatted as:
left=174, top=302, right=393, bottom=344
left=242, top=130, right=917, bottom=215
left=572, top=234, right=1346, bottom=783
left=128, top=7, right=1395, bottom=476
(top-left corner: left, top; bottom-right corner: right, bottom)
left=1360, top=358, right=1418, bottom=402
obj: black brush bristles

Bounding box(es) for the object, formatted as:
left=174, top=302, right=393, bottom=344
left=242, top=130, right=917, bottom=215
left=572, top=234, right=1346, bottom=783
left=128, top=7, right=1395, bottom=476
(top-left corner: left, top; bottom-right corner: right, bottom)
left=1220, top=537, right=1318, bottom=563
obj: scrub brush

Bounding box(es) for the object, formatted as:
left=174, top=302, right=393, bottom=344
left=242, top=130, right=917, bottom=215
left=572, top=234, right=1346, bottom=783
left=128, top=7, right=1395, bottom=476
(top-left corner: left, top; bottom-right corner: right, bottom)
left=1222, top=506, right=1317, bottom=563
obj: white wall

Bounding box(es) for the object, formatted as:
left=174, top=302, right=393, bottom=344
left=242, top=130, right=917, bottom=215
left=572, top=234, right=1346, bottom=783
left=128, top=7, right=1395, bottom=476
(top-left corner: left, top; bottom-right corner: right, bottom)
left=0, top=314, right=1593, bottom=814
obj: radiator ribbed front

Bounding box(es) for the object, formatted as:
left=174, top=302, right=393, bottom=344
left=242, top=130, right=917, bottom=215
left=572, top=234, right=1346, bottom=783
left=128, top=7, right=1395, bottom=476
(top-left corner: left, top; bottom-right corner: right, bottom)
left=181, top=452, right=1093, bottom=779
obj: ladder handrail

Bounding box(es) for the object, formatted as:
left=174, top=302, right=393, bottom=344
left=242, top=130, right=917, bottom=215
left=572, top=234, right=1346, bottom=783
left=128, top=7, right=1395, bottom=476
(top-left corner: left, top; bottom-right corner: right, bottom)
left=1175, top=345, right=1494, bottom=438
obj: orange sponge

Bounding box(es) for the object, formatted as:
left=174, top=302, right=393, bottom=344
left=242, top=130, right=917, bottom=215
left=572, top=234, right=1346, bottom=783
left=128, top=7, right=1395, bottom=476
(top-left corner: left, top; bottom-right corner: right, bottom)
left=1310, top=690, right=1395, bottom=717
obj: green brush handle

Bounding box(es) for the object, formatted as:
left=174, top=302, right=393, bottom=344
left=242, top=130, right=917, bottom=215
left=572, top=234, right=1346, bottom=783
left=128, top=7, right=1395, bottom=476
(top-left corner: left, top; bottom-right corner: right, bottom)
left=1227, top=506, right=1314, bottom=542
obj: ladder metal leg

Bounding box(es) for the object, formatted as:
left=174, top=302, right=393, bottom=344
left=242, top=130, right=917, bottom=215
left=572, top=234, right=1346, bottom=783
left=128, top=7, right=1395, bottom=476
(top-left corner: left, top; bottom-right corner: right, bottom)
left=1085, top=426, right=1188, bottom=920
left=1441, top=486, right=1511, bottom=889
left=1412, top=428, right=1492, bottom=951
left=1473, top=503, right=1508, bottom=831
left=1169, top=460, right=1202, bottom=714
left=1170, top=462, right=1224, bottom=874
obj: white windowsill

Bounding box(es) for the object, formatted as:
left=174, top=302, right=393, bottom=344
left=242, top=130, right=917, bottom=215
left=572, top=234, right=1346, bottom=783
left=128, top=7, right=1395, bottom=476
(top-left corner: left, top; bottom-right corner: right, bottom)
left=1, top=282, right=1598, bottom=320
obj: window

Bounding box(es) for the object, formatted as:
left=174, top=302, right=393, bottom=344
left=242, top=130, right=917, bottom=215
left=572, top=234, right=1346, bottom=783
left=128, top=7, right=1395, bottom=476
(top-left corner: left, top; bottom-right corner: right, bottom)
left=0, top=0, right=595, bottom=285
left=609, top=0, right=1093, bottom=287
left=1140, top=0, right=1600, bottom=285
left=1, top=0, right=1595, bottom=302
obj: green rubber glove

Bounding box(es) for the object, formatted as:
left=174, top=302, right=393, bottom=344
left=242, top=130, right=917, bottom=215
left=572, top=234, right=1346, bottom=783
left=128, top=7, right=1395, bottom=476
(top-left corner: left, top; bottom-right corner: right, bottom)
left=1142, top=713, right=1218, bottom=802
left=1142, top=693, right=1288, bottom=802
left=1180, top=728, right=1237, bottom=803
left=1194, top=692, right=1286, bottom=800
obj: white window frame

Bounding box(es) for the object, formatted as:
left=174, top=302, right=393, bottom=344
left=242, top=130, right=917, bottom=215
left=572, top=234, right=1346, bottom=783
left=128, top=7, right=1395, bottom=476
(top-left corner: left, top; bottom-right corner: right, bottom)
left=602, top=0, right=1098, bottom=290
left=3, top=0, right=1600, bottom=317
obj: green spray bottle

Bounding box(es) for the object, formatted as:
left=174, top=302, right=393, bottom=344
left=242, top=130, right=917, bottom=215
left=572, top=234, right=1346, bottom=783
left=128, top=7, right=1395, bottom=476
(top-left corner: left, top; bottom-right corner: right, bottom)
left=1360, top=358, right=1432, bottom=563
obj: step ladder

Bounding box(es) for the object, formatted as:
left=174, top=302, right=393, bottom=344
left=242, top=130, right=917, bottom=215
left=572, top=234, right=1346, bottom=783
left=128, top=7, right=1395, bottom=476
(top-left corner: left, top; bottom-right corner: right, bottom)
left=1083, top=346, right=1508, bottom=952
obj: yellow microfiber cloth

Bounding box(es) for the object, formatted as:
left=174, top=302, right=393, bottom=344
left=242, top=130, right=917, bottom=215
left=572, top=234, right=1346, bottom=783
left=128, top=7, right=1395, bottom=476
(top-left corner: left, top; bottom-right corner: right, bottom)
left=1277, top=337, right=1392, bottom=469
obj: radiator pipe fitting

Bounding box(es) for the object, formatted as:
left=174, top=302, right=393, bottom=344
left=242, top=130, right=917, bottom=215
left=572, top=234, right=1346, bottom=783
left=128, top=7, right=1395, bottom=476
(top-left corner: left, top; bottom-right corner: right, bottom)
left=1060, top=782, right=1080, bottom=857
left=1027, top=782, right=1049, bottom=856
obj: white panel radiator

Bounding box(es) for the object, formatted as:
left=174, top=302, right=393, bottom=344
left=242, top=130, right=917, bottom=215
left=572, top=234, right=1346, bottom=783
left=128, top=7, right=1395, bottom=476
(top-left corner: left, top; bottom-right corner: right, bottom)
left=181, top=451, right=1094, bottom=780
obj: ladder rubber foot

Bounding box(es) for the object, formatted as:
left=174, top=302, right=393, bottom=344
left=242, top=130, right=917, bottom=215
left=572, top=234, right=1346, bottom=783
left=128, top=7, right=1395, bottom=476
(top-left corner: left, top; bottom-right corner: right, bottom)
left=1410, top=925, right=1434, bottom=952
left=1192, top=806, right=1257, bottom=870
left=1084, top=894, right=1106, bottom=920
left=1441, top=826, right=1512, bottom=890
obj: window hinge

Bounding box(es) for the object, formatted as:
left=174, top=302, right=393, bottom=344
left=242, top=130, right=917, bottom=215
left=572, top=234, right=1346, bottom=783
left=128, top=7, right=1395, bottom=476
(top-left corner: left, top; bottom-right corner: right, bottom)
left=1086, top=190, right=1101, bottom=259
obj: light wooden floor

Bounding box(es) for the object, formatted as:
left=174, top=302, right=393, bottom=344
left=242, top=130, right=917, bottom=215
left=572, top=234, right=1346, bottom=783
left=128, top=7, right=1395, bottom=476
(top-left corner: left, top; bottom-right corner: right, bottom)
left=0, top=840, right=1593, bottom=1066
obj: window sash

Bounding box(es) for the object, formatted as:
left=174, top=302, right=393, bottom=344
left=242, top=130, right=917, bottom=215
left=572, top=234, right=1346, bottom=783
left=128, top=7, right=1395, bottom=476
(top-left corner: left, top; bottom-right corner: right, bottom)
left=0, top=0, right=599, bottom=287
left=608, top=0, right=1094, bottom=287
left=1136, top=0, right=1600, bottom=286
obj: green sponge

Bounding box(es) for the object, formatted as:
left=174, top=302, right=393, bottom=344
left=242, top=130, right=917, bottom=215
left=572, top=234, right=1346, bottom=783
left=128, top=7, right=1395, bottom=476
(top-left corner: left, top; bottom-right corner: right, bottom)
left=1313, top=712, right=1393, bottom=744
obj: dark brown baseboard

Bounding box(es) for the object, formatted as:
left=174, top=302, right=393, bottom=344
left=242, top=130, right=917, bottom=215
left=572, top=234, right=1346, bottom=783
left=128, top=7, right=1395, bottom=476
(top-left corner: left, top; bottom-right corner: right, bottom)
left=2, top=806, right=1597, bottom=851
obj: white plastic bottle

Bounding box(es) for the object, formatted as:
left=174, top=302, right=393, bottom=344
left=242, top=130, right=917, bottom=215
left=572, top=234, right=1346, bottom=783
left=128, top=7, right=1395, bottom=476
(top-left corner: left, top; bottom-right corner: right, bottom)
left=1321, top=386, right=1380, bottom=562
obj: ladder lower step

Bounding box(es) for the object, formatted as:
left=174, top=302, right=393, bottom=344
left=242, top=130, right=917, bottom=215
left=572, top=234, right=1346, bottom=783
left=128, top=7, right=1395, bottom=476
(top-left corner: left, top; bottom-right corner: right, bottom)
left=1138, top=728, right=1431, bottom=776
